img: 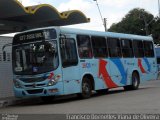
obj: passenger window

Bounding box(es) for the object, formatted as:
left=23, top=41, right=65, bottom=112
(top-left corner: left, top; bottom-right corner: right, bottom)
left=143, top=41, right=154, bottom=57
left=133, top=40, right=144, bottom=58
left=121, top=39, right=134, bottom=58
left=60, top=39, right=78, bottom=67
left=91, top=36, right=108, bottom=58
left=107, top=38, right=122, bottom=57
left=77, top=35, right=92, bottom=58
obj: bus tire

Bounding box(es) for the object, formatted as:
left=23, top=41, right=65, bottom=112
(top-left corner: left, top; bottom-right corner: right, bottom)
left=78, top=78, right=92, bottom=99
left=124, top=72, right=140, bottom=90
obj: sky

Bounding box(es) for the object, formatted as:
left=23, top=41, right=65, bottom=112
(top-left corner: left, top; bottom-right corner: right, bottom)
left=13, top=0, right=160, bottom=32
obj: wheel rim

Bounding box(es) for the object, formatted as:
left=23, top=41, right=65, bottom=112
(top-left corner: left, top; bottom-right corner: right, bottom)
left=133, top=76, right=138, bottom=87
left=82, top=82, right=90, bottom=96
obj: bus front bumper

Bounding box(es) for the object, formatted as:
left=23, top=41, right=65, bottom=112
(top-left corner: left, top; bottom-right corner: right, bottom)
left=14, top=82, right=64, bottom=98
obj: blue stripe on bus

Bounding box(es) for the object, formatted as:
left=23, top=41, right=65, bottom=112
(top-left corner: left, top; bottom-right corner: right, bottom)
left=143, top=58, right=151, bottom=72
left=110, top=59, right=127, bottom=85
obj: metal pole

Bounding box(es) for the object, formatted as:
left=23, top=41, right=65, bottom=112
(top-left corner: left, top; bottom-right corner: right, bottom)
left=94, top=0, right=103, bottom=23
left=143, top=16, right=149, bottom=35
left=103, top=18, right=107, bottom=32
left=140, top=12, right=149, bottom=35
left=93, top=0, right=107, bottom=31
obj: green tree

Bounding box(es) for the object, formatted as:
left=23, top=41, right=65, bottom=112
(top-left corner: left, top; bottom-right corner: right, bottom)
left=108, top=8, right=154, bottom=36
left=152, top=19, right=160, bottom=44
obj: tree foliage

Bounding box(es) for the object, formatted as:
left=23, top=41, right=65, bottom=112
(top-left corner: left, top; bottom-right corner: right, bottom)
left=108, top=8, right=160, bottom=43
left=152, top=19, right=160, bottom=44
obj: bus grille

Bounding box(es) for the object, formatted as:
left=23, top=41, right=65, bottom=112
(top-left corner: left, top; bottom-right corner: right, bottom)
left=25, top=83, right=45, bottom=88
left=27, top=89, right=43, bottom=94
left=20, top=77, right=47, bottom=83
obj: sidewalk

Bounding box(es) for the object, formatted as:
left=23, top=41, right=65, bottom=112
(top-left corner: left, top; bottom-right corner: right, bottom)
left=0, top=97, right=42, bottom=108
left=0, top=97, right=16, bottom=108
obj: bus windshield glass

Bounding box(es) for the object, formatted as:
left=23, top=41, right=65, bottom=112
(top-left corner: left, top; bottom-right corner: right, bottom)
left=12, top=29, right=58, bottom=75
left=12, top=41, right=58, bottom=75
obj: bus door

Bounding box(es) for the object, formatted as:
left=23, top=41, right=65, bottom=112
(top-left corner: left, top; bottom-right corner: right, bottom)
left=60, top=35, right=80, bottom=95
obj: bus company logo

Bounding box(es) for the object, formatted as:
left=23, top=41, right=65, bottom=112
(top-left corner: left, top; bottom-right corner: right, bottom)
left=33, top=67, right=38, bottom=72
left=82, top=63, right=91, bottom=68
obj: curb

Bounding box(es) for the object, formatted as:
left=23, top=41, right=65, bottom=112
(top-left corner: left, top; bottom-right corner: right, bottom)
left=0, top=99, right=15, bottom=108
left=0, top=97, right=42, bottom=108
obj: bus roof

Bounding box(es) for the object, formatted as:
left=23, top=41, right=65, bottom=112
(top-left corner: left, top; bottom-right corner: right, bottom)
left=60, top=27, right=153, bottom=41
left=14, top=26, right=153, bottom=41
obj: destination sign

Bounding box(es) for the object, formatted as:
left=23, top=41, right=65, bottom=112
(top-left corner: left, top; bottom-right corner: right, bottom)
left=19, top=32, right=44, bottom=41
left=13, top=29, right=57, bottom=45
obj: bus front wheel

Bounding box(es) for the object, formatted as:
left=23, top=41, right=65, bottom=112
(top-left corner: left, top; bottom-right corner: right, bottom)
left=124, top=72, right=140, bottom=90
left=78, top=78, right=92, bottom=99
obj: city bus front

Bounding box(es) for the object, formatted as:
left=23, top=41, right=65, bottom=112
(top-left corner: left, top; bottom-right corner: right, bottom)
left=12, top=28, right=63, bottom=98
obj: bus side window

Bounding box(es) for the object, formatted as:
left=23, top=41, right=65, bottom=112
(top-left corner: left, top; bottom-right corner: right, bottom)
left=133, top=40, right=144, bottom=58
left=60, top=39, right=78, bottom=68
left=77, top=35, right=93, bottom=59
left=121, top=39, right=134, bottom=58
left=143, top=41, right=154, bottom=57
left=107, top=38, right=122, bottom=58
left=91, top=36, right=108, bottom=58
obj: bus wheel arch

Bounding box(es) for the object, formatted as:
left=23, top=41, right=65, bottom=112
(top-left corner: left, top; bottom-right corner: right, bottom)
left=82, top=74, right=95, bottom=91
left=124, top=70, right=140, bottom=90
left=78, top=74, right=95, bottom=99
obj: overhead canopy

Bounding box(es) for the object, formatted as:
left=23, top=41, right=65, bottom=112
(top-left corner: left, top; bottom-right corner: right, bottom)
left=0, top=0, right=90, bottom=35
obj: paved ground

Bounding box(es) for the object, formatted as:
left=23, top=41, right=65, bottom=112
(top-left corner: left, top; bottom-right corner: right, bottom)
left=0, top=80, right=160, bottom=114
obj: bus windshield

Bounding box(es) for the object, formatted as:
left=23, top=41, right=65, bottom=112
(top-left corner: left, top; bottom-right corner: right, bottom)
left=12, top=40, right=58, bottom=75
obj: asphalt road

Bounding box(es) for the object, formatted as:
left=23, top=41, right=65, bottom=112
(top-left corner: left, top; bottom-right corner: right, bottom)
left=0, top=80, right=160, bottom=114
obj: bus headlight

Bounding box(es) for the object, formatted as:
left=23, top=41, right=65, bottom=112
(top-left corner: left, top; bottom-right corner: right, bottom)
left=13, top=79, right=22, bottom=88
left=48, top=74, right=61, bottom=86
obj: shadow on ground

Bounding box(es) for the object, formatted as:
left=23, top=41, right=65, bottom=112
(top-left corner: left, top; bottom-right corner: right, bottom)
left=10, top=86, right=155, bottom=107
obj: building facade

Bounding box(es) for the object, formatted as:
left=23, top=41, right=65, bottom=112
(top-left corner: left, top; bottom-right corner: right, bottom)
left=0, top=36, right=14, bottom=99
